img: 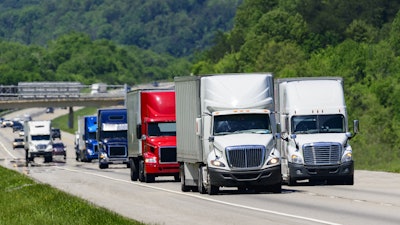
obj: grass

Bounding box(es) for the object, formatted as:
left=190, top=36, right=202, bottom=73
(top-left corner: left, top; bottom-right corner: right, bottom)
left=51, top=107, right=97, bottom=134
left=0, top=166, right=144, bottom=225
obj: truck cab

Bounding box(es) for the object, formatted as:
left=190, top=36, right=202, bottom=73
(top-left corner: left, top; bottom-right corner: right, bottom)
left=127, top=89, right=180, bottom=183
left=97, top=108, right=128, bottom=169
left=275, top=78, right=359, bottom=185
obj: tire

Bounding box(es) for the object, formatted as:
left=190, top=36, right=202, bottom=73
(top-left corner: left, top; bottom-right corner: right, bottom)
left=206, top=168, right=218, bottom=195
left=180, top=164, right=191, bottom=192
left=138, top=160, right=145, bottom=182
left=198, top=167, right=207, bottom=194
left=99, top=163, right=108, bottom=169
left=130, top=159, right=138, bottom=181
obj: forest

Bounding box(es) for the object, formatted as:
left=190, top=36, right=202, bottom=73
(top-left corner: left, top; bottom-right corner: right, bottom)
left=1, top=0, right=400, bottom=172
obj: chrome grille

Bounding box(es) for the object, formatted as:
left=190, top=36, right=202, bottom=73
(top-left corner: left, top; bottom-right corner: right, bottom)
left=303, top=142, right=341, bottom=165
left=37, top=144, right=47, bottom=150
left=226, top=145, right=265, bottom=168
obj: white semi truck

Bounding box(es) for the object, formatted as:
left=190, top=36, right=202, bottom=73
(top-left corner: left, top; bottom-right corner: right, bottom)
left=24, top=120, right=53, bottom=163
left=275, top=77, right=359, bottom=185
left=175, top=73, right=281, bottom=195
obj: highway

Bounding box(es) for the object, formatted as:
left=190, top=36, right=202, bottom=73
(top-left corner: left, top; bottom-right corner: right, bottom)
left=1, top=108, right=400, bottom=225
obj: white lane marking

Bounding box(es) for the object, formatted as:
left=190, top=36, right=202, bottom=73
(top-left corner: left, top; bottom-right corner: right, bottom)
left=0, top=139, right=17, bottom=159
left=58, top=166, right=342, bottom=225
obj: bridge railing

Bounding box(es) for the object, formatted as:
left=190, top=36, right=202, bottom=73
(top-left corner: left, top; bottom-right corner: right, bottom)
left=18, top=82, right=83, bottom=99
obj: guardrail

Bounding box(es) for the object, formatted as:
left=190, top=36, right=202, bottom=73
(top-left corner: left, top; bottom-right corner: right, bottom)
left=0, top=82, right=127, bottom=100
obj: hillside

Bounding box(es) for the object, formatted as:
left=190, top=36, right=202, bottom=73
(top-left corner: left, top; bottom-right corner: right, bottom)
left=0, top=0, right=242, bottom=57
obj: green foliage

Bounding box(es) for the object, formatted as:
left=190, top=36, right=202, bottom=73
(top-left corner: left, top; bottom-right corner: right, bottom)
left=0, top=166, right=143, bottom=225
left=0, top=0, right=243, bottom=57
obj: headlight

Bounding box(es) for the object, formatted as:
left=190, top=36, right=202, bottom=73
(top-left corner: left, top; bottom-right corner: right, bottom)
left=100, top=153, right=107, bottom=159
left=267, top=157, right=280, bottom=165
left=211, top=159, right=225, bottom=167
left=342, top=152, right=352, bottom=162
left=145, top=157, right=157, bottom=163
left=291, top=154, right=303, bottom=164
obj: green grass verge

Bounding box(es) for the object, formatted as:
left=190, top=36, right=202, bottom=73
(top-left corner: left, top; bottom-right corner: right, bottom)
left=0, top=166, right=144, bottom=225
left=51, top=107, right=97, bottom=134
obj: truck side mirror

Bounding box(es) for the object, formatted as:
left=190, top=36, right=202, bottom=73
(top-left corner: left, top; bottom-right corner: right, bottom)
left=353, top=120, right=359, bottom=134
left=136, top=124, right=142, bottom=139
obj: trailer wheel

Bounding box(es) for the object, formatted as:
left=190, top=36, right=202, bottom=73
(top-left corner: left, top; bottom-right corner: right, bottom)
left=198, top=167, right=207, bottom=194
left=180, top=164, right=191, bottom=192
left=130, top=159, right=138, bottom=181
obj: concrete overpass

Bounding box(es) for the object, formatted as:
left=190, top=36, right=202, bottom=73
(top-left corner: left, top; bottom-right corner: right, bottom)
left=0, top=81, right=174, bottom=128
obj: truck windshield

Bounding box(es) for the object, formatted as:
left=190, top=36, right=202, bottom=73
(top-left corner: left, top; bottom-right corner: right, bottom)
left=213, top=114, right=271, bottom=135
left=291, top=114, right=345, bottom=134
left=148, top=122, right=176, bottom=136
left=31, top=135, right=51, bottom=140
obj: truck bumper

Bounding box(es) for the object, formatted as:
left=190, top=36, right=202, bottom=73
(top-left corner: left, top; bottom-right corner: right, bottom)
left=29, top=151, right=52, bottom=158
left=145, top=163, right=180, bottom=176
left=99, top=157, right=129, bottom=165
left=288, top=161, right=354, bottom=180
left=208, top=165, right=281, bottom=187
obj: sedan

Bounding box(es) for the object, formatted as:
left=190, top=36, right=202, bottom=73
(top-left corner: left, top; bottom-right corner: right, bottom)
left=13, top=138, right=25, bottom=149
left=52, top=142, right=66, bottom=160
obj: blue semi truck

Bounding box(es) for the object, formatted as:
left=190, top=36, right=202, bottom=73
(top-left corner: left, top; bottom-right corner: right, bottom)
left=97, top=108, right=129, bottom=169
left=76, top=115, right=99, bottom=162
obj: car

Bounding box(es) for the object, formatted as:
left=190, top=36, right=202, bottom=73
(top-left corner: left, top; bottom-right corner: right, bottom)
left=52, top=142, right=66, bottom=159
left=46, top=107, right=54, bottom=113
left=1, top=119, right=13, bottom=128
left=51, top=128, right=61, bottom=139
left=13, top=138, right=25, bottom=149
left=12, top=121, right=24, bottom=132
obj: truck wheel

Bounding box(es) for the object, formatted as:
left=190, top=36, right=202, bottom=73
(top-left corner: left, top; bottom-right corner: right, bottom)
left=99, top=163, right=108, bottom=169
left=180, top=165, right=191, bottom=192
left=139, top=160, right=145, bottom=182
left=206, top=170, right=218, bottom=195
left=44, top=155, right=53, bottom=163
left=198, top=167, right=207, bottom=194
left=130, top=159, right=138, bottom=181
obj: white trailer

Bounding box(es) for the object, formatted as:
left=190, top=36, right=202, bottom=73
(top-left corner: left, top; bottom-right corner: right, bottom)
left=175, top=73, right=281, bottom=195
left=275, top=77, right=359, bottom=185
left=24, top=120, right=53, bottom=163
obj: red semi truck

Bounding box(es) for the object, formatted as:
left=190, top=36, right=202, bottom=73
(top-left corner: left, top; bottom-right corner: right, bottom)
left=127, top=89, right=180, bottom=182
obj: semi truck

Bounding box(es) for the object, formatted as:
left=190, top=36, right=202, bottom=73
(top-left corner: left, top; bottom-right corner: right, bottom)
left=175, top=73, right=281, bottom=195
left=275, top=77, right=359, bottom=185
left=97, top=108, right=129, bottom=169
left=127, top=89, right=180, bottom=183
left=24, top=120, right=53, bottom=163
left=76, top=115, right=99, bottom=162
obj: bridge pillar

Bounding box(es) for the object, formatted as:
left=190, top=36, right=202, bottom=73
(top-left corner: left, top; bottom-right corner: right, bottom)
left=68, top=107, right=74, bottom=129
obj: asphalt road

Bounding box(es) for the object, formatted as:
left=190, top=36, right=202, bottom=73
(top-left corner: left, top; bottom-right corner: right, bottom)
left=1, top=108, right=400, bottom=225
